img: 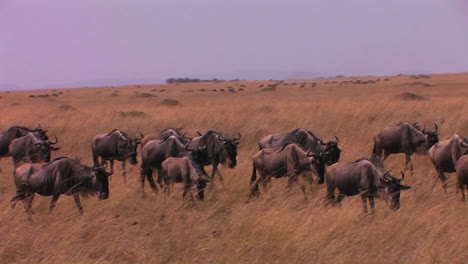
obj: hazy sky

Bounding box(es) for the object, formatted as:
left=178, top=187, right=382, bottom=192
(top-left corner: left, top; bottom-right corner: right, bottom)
left=1, top=0, right=468, bottom=89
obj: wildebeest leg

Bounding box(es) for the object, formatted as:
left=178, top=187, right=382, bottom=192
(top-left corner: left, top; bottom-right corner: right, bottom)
left=73, top=194, right=83, bottom=214
left=49, top=194, right=60, bottom=214
left=10, top=192, right=25, bottom=208
left=382, top=151, right=391, bottom=162
left=121, top=161, right=127, bottom=184
left=325, top=184, right=336, bottom=206
left=336, top=193, right=345, bottom=206
left=369, top=196, right=375, bottom=211
left=360, top=194, right=368, bottom=213
left=405, top=154, right=414, bottom=175
left=458, top=179, right=465, bottom=202
left=109, top=160, right=114, bottom=174
left=434, top=169, right=447, bottom=194
left=213, top=164, right=226, bottom=189
left=140, top=166, right=147, bottom=197
left=23, top=193, right=35, bottom=218
left=247, top=172, right=263, bottom=201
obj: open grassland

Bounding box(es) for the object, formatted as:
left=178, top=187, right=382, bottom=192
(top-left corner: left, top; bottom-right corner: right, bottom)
left=0, top=73, right=467, bottom=264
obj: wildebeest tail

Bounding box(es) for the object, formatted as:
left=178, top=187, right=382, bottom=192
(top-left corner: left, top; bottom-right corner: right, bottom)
left=250, top=162, right=259, bottom=195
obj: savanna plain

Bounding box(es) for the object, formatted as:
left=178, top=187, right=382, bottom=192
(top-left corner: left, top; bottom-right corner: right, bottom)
left=0, top=73, right=467, bottom=264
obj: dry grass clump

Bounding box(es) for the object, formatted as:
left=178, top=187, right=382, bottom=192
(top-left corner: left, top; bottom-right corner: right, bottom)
left=136, top=92, right=157, bottom=98
left=58, top=104, right=76, bottom=111
left=0, top=73, right=467, bottom=264
left=119, top=110, right=145, bottom=117
left=403, top=81, right=432, bottom=87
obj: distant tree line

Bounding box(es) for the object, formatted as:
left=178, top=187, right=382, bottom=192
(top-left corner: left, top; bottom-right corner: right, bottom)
left=166, top=78, right=240, bottom=84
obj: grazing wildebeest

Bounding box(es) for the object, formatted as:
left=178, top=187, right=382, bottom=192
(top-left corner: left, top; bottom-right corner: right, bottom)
left=160, top=146, right=209, bottom=200
left=248, top=143, right=326, bottom=200
left=140, top=136, right=203, bottom=195
left=258, top=128, right=341, bottom=165
left=0, top=125, right=49, bottom=158
left=11, top=157, right=112, bottom=216
left=140, top=128, right=190, bottom=148
left=92, top=129, right=143, bottom=183
left=9, top=133, right=59, bottom=167
left=372, top=122, right=439, bottom=173
left=456, top=155, right=468, bottom=201
left=428, top=134, right=468, bottom=191
left=325, top=157, right=411, bottom=213
left=188, top=130, right=241, bottom=187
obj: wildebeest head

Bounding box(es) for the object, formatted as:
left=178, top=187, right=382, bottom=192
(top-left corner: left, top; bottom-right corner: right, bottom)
left=33, top=125, right=49, bottom=141
left=320, top=136, right=342, bottom=165
left=119, top=132, right=143, bottom=164
left=306, top=150, right=326, bottom=184
left=93, top=162, right=113, bottom=200
left=217, top=133, right=241, bottom=168
left=379, top=171, right=411, bottom=210
left=422, top=123, right=439, bottom=149
left=34, top=136, right=60, bottom=162
left=186, top=142, right=208, bottom=165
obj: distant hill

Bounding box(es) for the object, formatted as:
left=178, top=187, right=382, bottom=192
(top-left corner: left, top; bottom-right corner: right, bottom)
left=0, top=83, right=23, bottom=91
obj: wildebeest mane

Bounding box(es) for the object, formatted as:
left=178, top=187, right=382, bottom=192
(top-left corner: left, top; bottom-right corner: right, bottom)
left=160, top=127, right=184, bottom=136
left=396, top=121, right=421, bottom=131
left=353, top=156, right=384, bottom=169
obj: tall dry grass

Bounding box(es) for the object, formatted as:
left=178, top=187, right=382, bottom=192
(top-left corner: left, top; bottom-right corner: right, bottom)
left=0, top=73, right=467, bottom=263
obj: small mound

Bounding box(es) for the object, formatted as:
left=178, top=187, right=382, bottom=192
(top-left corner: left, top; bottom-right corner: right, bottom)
left=58, top=104, right=76, bottom=110
left=160, top=98, right=179, bottom=106
left=403, top=81, right=432, bottom=87
left=398, top=92, right=428, bottom=101
left=261, top=87, right=276, bottom=92
left=137, top=92, right=157, bottom=98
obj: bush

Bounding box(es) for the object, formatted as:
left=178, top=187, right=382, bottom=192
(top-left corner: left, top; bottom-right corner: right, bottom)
left=120, top=111, right=145, bottom=117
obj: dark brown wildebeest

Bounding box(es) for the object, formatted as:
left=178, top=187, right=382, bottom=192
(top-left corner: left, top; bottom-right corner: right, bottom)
left=140, top=136, right=204, bottom=195
left=9, top=132, right=59, bottom=167
left=325, top=157, right=411, bottom=213
left=428, top=134, right=468, bottom=191
left=140, top=128, right=190, bottom=148
left=372, top=122, right=439, bottom=174
left=188, top=130, right=240, bottom=187
left=11, top=157, right=112, bottom=216
left=248, top=143, right=326, bottom=201
left=91, top=129, right=143, bottom=183
left=456, top=155, right=468, bottom=201
left=160, top=146, right=209, bottom=200
left=0, top=125, right=49, bottom=158
left=259, top=128, right=341, bottom=165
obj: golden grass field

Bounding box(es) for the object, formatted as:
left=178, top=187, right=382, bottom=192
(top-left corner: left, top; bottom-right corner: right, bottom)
left=0, top=73, right=467, bottom=264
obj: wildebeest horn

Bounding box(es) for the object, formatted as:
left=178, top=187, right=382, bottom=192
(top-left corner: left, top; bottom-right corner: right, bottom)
left=185, top=139, right=194, bottom=151
left=217, top=133, right=226, bottom=141
left=135, top=132, right=144, bottom=140
left=196, top=131, right=202, bottom=136
left=334, top=136, right=339, bottom=142
left=383, top=170, right=391, bottom=179
left=461, top=138, right=468, bottom=148
left=319, top=138, right=326, bottom=145
left=399, top=171, right=405, bottom=181
left=49, top=136, right=58, bottom=144
left=36, top=124, right=42, bottom=130
left=434, top=123, right=439, bottom=133
left=233, top=132, right=241, bottom=140
left=102, top=161, right=108, bottom=169
left=422, top=125, right=426, bottom=133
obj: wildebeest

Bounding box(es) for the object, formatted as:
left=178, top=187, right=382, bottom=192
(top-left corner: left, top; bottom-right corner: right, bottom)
left=0, top=125, right=49, bottom=158
left=92, top=129, right=143, bottom=183
left=456, top=155, right=468, bottom=201
left=248, top=143, right=326, bottom=200
left=258, top=128, right=341, bottom=165
left=11, top=157, right=112, bottom=216
left=188, top=130, right=240, bottom=187
left=372, top=122, right=439, bottom=173
left=428, top=134, right=468, bottom=191
left=325, top=157, right=411, bottom=212
left=160, top=146, right=209, bottom=200
left=140, top=136, right=204, bottom=195
left=140, top=128, right=190, bottom=148
left=9, top=132, right=59, bottom=167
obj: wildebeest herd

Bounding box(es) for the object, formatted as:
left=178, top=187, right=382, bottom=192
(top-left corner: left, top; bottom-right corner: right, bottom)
left=0, top=122, right=467, bottom=218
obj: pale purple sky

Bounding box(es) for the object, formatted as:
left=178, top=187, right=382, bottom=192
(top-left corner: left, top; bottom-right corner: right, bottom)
left=1, top=0, right=468, bottom=89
